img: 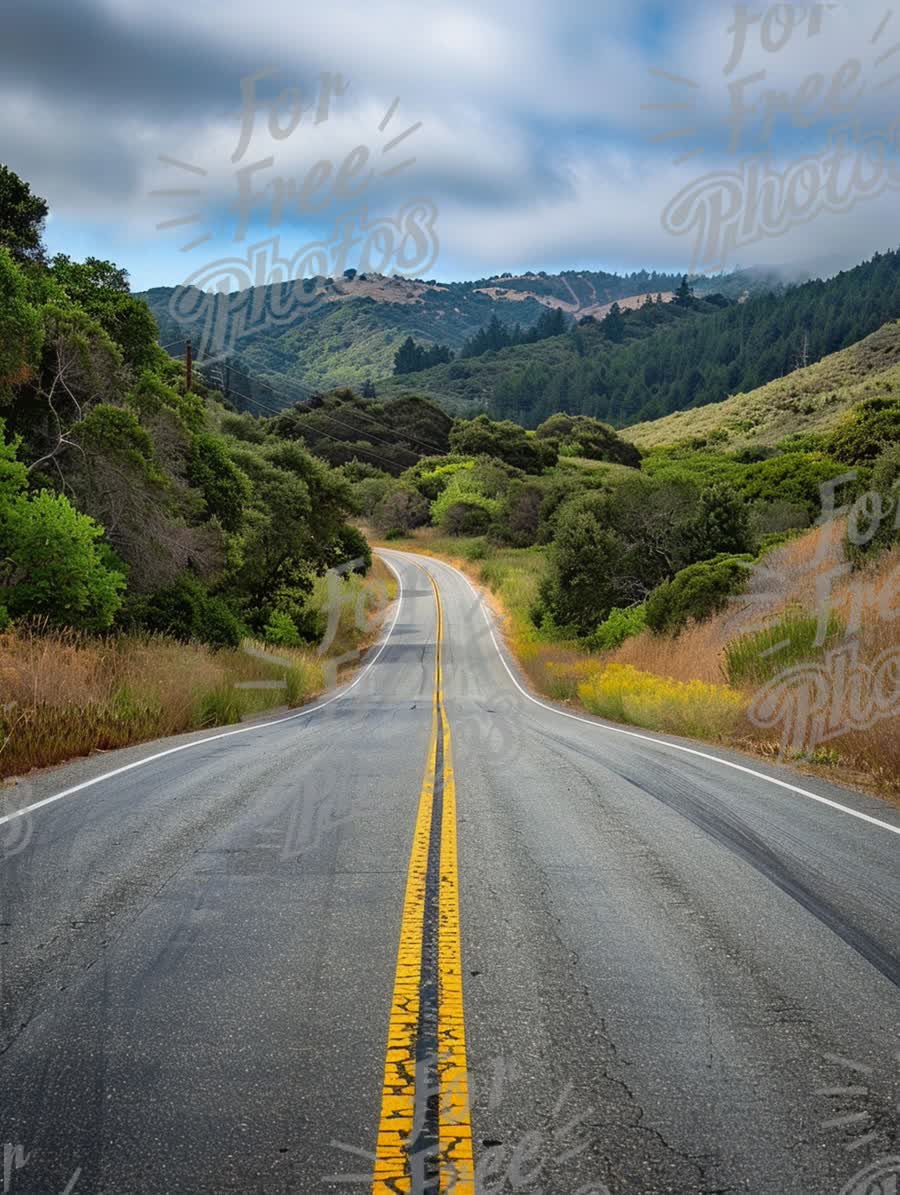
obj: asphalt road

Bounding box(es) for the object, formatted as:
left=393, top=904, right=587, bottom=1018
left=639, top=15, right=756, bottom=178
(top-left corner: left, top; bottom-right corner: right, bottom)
left=0, top=549, right=898, bottom=1194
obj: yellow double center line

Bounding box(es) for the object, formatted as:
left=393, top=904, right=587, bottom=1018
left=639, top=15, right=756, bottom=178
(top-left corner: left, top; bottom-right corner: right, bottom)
left=373, top=564, right=474, bottom=1193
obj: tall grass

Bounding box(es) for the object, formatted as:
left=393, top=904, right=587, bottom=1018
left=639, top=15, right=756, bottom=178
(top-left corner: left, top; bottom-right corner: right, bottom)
left=724, top=609, right=844, bottom=686
left=0, top=560, right=396, bottom=780
left=0, top=631, right=325, bottom=778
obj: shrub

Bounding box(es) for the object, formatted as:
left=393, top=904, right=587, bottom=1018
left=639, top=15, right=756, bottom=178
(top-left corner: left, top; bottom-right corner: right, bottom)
left=827, top=395, right=900, bottom=464
left=450, top=415, right=556, bottom=473
left=588, top=604, right=647, bottom=651
left=693, top=484, right=752, bottom=556
left=724, top=608, right=844, bottom=686
left=535, top=413, right=642, bottom=468
left=442, top=502, right=492, bottom=535
left=352, top=475, right=393, bottom=517
left=264, top=610, right=302, bottom=646
left=0, top=490, right=126, bottom=630
left=538, top=510, right=631, bottom=636
left=645, top=554, right=754, bottom=636
left=491, top=483, right=543, bottom=547
left=845, top=444, right=900, bottom=561
left=431, top=472, right=500, bottom=530
left=130, top=575, right=243, bottom=648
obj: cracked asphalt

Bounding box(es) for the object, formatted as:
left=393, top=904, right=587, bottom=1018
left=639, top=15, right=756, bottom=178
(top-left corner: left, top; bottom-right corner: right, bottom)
left=0, top=549, right=898, bottom=1193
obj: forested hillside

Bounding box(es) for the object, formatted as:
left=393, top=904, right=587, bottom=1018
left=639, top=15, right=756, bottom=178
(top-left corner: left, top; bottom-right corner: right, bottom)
left=143, top=266, right=775, bottom=405
left=375, top=251, right=900, bottom=427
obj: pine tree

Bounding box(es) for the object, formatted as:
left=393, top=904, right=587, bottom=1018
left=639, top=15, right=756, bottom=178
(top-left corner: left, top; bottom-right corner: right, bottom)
left=674, top=276, right=694, bottom=307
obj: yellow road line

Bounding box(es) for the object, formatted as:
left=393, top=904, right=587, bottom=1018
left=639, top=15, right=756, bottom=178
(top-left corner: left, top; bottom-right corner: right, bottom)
left=436, top=688, right=474, bottom=1191
left=372, top=565, right=474, bottom=1193
left=372, top=710, right=437, bottom=1191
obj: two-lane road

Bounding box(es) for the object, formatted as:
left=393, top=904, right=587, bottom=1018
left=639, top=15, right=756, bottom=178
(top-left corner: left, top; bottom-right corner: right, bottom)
left=1, top=549, right=897, bottom=1193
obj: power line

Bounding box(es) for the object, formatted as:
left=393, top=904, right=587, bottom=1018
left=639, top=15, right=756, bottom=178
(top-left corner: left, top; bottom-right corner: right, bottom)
left=209, top=361, right=448, bottom=458
left=192, top=350, right=447, bottom=460
left=207, top=377, right=419, bottom=476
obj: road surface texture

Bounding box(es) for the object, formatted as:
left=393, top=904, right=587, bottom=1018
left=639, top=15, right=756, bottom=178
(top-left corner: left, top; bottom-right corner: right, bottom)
left=0, top=549, right=897, bottom=1194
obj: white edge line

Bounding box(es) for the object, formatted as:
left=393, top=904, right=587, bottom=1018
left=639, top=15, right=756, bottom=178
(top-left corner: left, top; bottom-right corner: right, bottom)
left=0, top=559, right=405, bottom=830
left=384, top=550, right=900, bottom=840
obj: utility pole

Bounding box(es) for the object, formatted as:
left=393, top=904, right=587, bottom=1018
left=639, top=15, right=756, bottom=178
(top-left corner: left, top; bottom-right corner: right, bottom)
left=185, top=337, right=193, bottom=392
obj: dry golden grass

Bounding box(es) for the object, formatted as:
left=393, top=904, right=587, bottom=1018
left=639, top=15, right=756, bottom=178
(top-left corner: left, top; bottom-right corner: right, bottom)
left=0, top=561, right=395, bottom=781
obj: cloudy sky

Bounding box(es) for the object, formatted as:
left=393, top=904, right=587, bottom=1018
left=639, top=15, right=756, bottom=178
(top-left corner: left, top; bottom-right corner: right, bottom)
left=3, top=0, right=899, bottom=290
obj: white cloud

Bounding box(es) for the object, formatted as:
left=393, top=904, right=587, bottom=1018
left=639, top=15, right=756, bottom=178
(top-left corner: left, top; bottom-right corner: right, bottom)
left=3, top=0, right=897, bottom=286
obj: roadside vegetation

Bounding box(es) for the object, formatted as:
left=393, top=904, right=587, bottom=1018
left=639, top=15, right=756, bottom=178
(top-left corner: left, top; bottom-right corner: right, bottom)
left=0, top=164, right=390, bottom=777
left=356, top=368, right=900, bottom=796
left=0, top=560, right=394, bottom=779
left=625, top=320, right=900, bottom=452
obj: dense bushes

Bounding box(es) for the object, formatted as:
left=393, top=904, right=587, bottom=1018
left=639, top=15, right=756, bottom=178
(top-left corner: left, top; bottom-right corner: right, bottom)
left=846, top=445, right=900, bottom=559
left=645, top=554, right=753, bottom=636
left=588, top=604, right=647, bottom=651
left=372, top=487, right=430, bottom=536
left=827, top=394, right=900, bottom=464
left=125, top=576, right=244, bottom=648
left=538, top=512, right=630, bottom=636
left=0, top=486, right=126, bottom=630
left=450, top=415, right=557, bottom=473
left=535, top=413, right=642, bottom=467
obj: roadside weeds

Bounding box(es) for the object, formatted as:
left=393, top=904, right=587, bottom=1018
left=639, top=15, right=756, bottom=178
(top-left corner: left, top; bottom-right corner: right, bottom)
left=0, top=559, right=396, bottom=782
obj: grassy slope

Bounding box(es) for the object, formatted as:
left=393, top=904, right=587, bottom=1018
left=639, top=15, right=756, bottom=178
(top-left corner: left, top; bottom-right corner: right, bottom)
left=625, top=320, right=900, bottom=450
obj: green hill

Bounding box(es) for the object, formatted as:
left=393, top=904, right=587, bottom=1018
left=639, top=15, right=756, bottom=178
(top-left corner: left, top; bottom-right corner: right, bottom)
left=375, top=251, right=900, bottom=428
left=624, top=321, right=900, bottom=450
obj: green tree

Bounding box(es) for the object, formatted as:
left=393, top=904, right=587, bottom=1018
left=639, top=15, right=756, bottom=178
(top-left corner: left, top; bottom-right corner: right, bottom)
left=51, top=255, right=160, bottom=372
left=189, top=434, right=252, bottom=532
left=674, top=275, right=695, bottom=307
left=0, top=248, right=43, bottom=394
left=538, top=510, right=630, bottom=635
left=846, top=444, right=900, bottom=560
left=372, top=487, right=430, bottom=536
left=603, top=302, right=625, bottom=343
left=693, top=483, right=752, bottom=556
left=450, top=415, right=556, bottom=473
left=0, top=164, right=48, bottom=263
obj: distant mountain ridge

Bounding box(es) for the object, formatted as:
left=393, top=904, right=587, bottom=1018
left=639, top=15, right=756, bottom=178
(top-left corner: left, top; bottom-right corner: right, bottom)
left=374, top=249, right=900, bottom=428
left=141, top=265, right=780, bottom=406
